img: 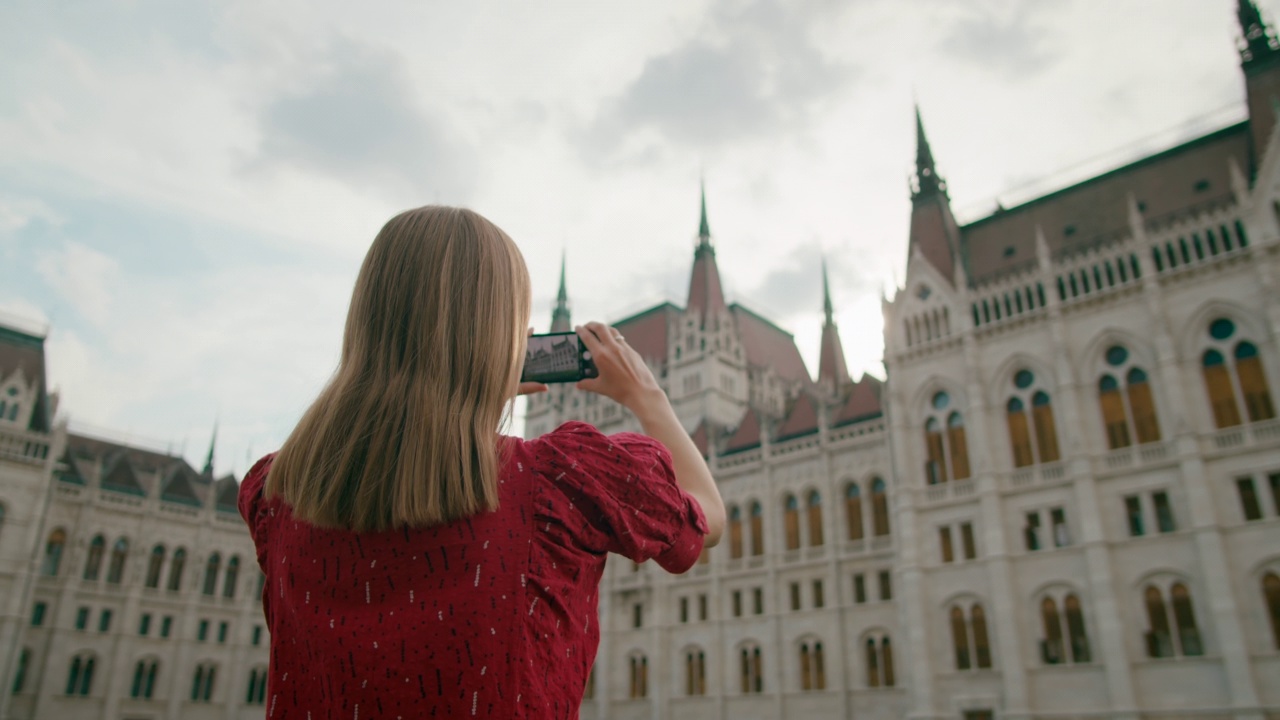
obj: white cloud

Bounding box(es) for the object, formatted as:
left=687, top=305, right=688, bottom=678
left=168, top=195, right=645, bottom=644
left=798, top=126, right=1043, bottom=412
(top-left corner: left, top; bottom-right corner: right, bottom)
left=36, top=242, right=120, bottom=329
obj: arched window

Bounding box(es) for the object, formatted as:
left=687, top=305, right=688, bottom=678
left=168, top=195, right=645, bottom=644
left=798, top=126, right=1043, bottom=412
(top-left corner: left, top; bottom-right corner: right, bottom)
left=1007, top=370, right=1061, bottom=465
left=951, top=606, right=970, bottom=670
left=191, top=663, right=217, bottom=702
left=845, top=483, right=864, bottom=541
left=131, top=659, right=158, bottom=699
left=1041, top=598, right=1064, bottom=664
left=1203, top=349, right=1241, bottom=428
left=83, top=535, right=106, bottom=580
left=628, top=654, right=648, bottom=699
left=685, top=649, right=706, bottom=696
left=1099, top=375, right=1130, bottom=448
left=246, top=668, right=267, bottom=705
left=1064, top=594, right=1091, bottom=662
left=948, top=413, right=971, bottom=479
left=1032, top=391, right=1060, bottom=462
left=1144, top=585, right=1174, bottom=657
left=223, top=556, right=240, bottom=599
left=202, top=553, right=221, bottom=596
left=1128, top=368, right=1160, bottom=443
left=168, top=548, right=186, bottom=592
left=1263, top=572, right=1280, bottom=650
left=1237, top=342, right=1276, bottom=422
left=871, top=479, right=890, bottom=537
left=925, top=419, right=947, bottom=485
left=799, top=640, right=825, bottom=691
left=783, top=495, right=800, bottom=550
left=972, top=604, right=992, bottom=668
left=749, top=502, right=764, bottom=557
left=42, top=528, right=66, bottom=576
left=1170, top=583, right=1203, bottom=656
left=881, top=638, right=895, bottom=686
left=1099, top=345, right=1161, bottom=447
left=145, top=545, right=165, bottom=589
left=952, top=604, right=991, bottom=670
left=866, top=638, right=880, bottom=687
left=728, top=505, right=743, bottom=559
left=1202, top=318, right=1276, bottom=427
left=806, top=491, right=823, bottom=547
left=739, top=644, right=763, bottom=694
left=106, top=538, right=129, bottom=584
left=1007, top=398, right=1034, bottom=467
left=65, top=654, right=95, bottom=696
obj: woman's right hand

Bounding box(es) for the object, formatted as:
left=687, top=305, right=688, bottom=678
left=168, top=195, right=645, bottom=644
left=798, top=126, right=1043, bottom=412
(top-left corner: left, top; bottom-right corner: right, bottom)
left=574, top=322, right=665, bottom=413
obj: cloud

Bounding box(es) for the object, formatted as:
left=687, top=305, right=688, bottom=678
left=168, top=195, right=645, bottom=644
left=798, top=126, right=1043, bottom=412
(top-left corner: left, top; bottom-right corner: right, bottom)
left=0, top=194, right=61, bottom=236
left=739, top=239, right=872, bottom=318
left=36, top=242, right=120, bottom=329
left=251, top=39, right=477, bottom=203
left=937, top=2, right=1064, bottom=80
left=583, top=0, right=855, bottom=160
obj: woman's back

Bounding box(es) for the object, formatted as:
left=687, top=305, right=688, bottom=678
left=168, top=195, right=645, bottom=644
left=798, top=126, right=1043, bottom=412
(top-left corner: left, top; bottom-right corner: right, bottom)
left=242, top=422, right=706, bottom=719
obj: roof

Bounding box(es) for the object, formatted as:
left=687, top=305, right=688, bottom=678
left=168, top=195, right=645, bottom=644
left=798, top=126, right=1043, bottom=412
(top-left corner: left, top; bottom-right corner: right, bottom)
left=0, top=323, right=51, bottom=432
left=65, top=432, right=214, bottom=506
left=723, top=408, right=762, bottom=454
left=613, top=303, right=680, bottom=363
left=776, top=392, right=819, bottom=441
left=686, top=245, right=729, bottom=320
left=961, top=122, right=1251, bottom=284
left=729, top=304, right=812, bottom=386
left=689, top=420, right=710, bottom=459
left=833, top=374, right=883, bottom=427
left=817, top=321, right=850, bottom=388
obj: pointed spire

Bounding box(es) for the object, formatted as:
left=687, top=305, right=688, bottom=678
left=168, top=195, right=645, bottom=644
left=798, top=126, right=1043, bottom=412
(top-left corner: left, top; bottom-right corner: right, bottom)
left=1239, top=0, right=1280, bottom=64
left=202, top=421, right=217, bottom=477
left=912, top=104, right=946, bottom=199
left=686, top=182, right=728, bottom=321
left=906, top=104, right=962, bottom=285
left=817, top=261, right=850, bottom=391
left=821, top=257, right=834, bottom=325
left=550, top=250, right=572, bottom=333
left=698, top=178, right=712, bottom=243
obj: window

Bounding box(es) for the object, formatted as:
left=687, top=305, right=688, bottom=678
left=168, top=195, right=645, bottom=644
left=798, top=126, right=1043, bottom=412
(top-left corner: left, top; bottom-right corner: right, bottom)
left=1006, top=371, right=1061, bottom=466
left=632, top=603, right=642, bottom=629
left=252, top=625, right=263, bottom=646
left=846, top=483, right=864, bottom=541
left=784, top=494, right=800, bottom=550
left=878, top=570, right=892, bottom=601
left=160, top=616, right=173, bottom=639
left=753, top=587, right=764, bottom=615
left=866, top=638, right=880, bottom=686
left=680, top=597, right=689, bottom=624
left=749, top=502, right=764, bottom=556
left=853, top=574, right=866, bottom=603
left=789, top=583, right=801, bottom=611
left=75, top=607, right=89, bottom=630
left=106, top=538, right=129, bottom=584
left=198, top=619, right=209, bottom=642
left=218, top=621, right=228, bottom=643
left=1238, top=478, right=1263, bottom=521
left=813, top=580, right=825, bottom=609
left=139, top=613, right=151, bottom=636
left=960, top=522, right=976, bottom=560
left=30, top=602, right=46, bottom=627
left=923, top=393, right=972, bottom=484
left=1263, top=572, right=1280, bottom=650
left=865, top=635, right=895, bottom=687
left=1201, top=319, right=1275, bottom=428
left=223, top=556, right=240, bottom=599
left=1051, top=508, right=1071, bottom=547
left=12, top=647, right=29, bottom=694
left=130, top=659, right=158, bottom=699
left=940, top=526, right=954, bottom=563
left=191, top=663, right=217, bottom=702
left=732, top=590, right=743, bottom=618
left=685, top=649, right=707, bottom=696
left=1145, top=582, right=1203, bottom=657
left=167, top=548, right=186, bottom=592
left=739, top=644, right=763, bottom=694
left=1153, top=491, right=1176, bottom=533
left=1099, top=346, right=1162, bottom=449
left=65, top=654, right=95, bottom=696
left=1040, top=595, right=1091, bottom=664
left=1065, top=595, right=1091, bottom=662
left=799, top=640, right=825, bottom=691
left=871, top=479, right=890, bottom=536
left=1271, top=474, right=1280, bottom=516
left=807, top=491, right=823, bottom=547
left=203, top=553, right=221, bottom=596
left=951, top=603, right=992, bottom=670
left=698, top=594, right=708, bottom=621
left=145, top=545, right=165, bottom=589
left=246, top=667, right=267, bottom=705
left=1024, top=512, right=1041, bottom=551
left=1125, top=495, right=1145, bottom=537
left=83, top=535, right=106, bottom=580
left=98, top=609, right=112, bottom=633
left=728, top=505, right=743, bottom=559
left=628, top=654, right=648, bottom=699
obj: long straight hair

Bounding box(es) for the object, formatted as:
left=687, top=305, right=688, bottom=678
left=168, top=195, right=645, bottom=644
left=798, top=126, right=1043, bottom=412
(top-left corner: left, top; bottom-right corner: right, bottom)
left=265, top=206, right=531, bottom=532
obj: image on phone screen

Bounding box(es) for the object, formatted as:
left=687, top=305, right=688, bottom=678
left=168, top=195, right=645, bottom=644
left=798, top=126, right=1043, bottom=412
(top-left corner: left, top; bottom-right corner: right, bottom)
left=522, top=333, right=591, bottom=384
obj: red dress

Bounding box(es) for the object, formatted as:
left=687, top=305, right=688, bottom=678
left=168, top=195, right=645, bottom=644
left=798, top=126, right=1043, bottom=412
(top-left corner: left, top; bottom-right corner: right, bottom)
left=239, top=421, right=708, bottom=719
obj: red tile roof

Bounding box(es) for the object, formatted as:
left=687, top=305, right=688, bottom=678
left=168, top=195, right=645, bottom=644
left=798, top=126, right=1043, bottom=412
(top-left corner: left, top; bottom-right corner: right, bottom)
left=962, top=123, right=1251, bottom=284
left=613, top=303, right=680, bottom=364
left=818, top=322, right=850, bottom=388
left=776, top=392, right=819, bottom=440
left=834, top=374, right=883, bottom=426
left=723, top=408, right=762, bottom=454
left=0, top=323, right=51, bottom=432
left=730, top=305, right=812, bottom=386
left=686, top=245, right=728, bottom=320
left=910, top=194, right=961, bottom=284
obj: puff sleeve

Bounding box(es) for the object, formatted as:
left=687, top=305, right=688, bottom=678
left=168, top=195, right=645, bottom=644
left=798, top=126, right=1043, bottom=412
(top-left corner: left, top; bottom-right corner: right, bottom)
left=533, top=421, right=709, bottom=573
left=237, top=453, right=276, bottom=574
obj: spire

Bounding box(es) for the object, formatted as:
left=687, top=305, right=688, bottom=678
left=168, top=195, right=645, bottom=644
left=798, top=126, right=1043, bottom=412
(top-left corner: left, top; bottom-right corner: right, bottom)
left=912, top=104, right=946, bottom=199
left=1239, top=0, right=1280, bottom=65
left=686, top=183, right=728, bottom=321
left=550, top=250, right=572, bottom=332
left=817, top=261, right=850, bottom=391
left=202, top=421, right=217, bottom=477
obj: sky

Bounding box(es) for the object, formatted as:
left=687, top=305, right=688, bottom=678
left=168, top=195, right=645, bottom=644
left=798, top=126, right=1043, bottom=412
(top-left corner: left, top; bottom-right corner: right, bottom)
left=0, top=0, right=1264, bottom=477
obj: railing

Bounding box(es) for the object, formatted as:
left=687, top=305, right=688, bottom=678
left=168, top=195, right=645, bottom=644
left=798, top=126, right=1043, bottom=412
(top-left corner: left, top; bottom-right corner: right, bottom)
left=0, top=426, right=51, bottom=465
left=1203, top=417, right=1280, bottom=454
left=1099, top=440, right=1171, bottom=473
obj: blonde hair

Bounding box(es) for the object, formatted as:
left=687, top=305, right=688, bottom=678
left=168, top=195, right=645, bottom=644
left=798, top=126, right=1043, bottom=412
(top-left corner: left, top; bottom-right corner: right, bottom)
left=265, top=206, right=531, bottom=532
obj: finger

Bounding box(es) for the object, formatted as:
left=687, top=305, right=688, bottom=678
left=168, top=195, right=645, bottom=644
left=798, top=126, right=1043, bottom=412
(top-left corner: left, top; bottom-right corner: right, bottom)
left=527, top=327, right=535, bottom=336
left=516, top=381, right=548, bottom=396
left=585, top=321, right=622, bottom=352
left=576, top=324, right=606, bottom=354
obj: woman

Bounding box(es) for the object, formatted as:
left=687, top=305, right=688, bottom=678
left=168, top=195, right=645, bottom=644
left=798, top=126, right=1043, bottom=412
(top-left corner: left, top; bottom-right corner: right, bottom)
left=239, top=206, right=725, bottom=719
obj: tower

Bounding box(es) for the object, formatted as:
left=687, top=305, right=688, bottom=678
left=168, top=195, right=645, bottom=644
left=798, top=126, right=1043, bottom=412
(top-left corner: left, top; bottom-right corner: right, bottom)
left=202, top=422, right=216, bottom=478
left=816, top=259, right=851, bottom=394
left=551, top=250, right=572, bottom=333
left=906, top=106, right=965, bottom=287
left=1238, top=0, right=1280, bottom=170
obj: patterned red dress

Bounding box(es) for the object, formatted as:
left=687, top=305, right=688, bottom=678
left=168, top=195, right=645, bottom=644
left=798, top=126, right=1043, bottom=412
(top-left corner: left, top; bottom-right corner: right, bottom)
left=239, top=421, right=707, bottom=719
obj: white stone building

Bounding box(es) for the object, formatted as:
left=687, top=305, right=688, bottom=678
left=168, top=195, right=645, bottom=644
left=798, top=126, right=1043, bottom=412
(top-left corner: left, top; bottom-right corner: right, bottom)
left=529, top=6, right=1280, bottom=719
left=0, top=320, right=268, bottom=720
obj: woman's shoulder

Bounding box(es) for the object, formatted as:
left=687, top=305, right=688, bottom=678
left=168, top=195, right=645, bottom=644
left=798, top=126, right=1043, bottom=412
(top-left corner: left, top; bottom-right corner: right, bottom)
left=524, top=421, right=671, bottom=471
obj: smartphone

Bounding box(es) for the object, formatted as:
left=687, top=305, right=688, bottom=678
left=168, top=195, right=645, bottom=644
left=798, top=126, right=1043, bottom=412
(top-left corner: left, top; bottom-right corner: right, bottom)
left=521, top=332, right=599, bottom=384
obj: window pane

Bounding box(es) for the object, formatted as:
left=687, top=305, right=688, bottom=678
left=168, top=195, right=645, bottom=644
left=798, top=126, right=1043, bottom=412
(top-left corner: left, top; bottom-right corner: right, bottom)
left=1238, top=478, right=1263, bottom=521
left=1153, top=492, right=1176, bottom=533
left=939, top=526, right=954, bottom=563
left=1237, top=353, right=1276, bottom=422
left=960, top=523, right=976, bottom=560
left=1203, top=361, right=1242, bottom=428
left=1125, top=496, right=1145, bottom=537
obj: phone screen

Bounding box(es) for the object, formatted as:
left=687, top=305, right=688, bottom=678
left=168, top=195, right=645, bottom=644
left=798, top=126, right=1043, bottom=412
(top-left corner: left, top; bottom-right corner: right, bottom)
left=521, top=332, right=597, bottom=384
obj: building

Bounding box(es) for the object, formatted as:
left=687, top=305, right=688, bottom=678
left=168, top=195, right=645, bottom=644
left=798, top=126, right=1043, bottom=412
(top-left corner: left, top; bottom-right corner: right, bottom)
left=0, top=321, right=268, bottom=720
left=529, top=5, right=1280, bottom=719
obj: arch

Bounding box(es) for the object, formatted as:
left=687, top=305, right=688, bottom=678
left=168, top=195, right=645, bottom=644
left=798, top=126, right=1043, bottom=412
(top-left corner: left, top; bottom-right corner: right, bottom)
left=245, top=666, right=268, bottom=705
left=1170, top=583, right=1203, bottom=656
left=950, top=606, right=970, bottom=670
left=806, top=490, right=823, bottom=547
left=783, top=494, right=800, bottom=551
left=106, top=537, right=129, bottom=584
left=749, top=501, right=764, bottom=556
left=1041, top=597, right=1064, bottom=664
left=908, top=376, right=969, bottom=427
left=947, top=412, right=971, bottom=479
left=1064, top=594, right=1091, bottom=662
left=202, top=553, right=221, bottom=596
left=728, top=505, right=743, bottom=559
left=167, top=547, right=186, bottom=592
left=870, top=478, right=890, bottom=537
left=1202, top=348, right=1241, bottom=428
left=145, top=545, right=165, bottom=589
left=738, top=641, right=763, bottom=694
left=972, top=603, right=992, bottom=668
left=865, top=636, right=880, bottom=687
left=191, top=662, right=218, bottom=702
left=65, top=653, right=96, bottom=696
left=130, top=657, right=160, bottom=699
left=987, top=353, right=1058, bottom=405
left=1007, top=397, right=1034, bottom=467
left=1144, top=585, right=1173, bottom=658
left=223, top=556, right=241, bottom=599
left=845, top=481, right=864, bottom=541
left=83, top=534, right=106, bottom=581
left=1237, top=341, right=1276, bottom=422
left=42, top=528, right=67, bottom=576
left=1176, top=299, right=1265, bottom=357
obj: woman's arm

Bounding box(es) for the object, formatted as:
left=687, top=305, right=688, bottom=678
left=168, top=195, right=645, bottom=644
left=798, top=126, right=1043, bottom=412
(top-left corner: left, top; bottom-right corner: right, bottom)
left=575, top=322, right=727, bottom=546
